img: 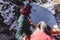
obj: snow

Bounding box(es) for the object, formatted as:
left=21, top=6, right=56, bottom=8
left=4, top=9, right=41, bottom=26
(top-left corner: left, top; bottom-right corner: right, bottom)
left=40, top=1, right=56, bottom=14
left=0, top=0, right=60, bottom=40
left=22, top=0, right=57, bottom=32
left=0, top=0, right=57, bottom=32
left=0, top=0, right=19, bottom=30
left=0, top=0, right=4, bottom=3
left=29, top=2, right=56, bottom=29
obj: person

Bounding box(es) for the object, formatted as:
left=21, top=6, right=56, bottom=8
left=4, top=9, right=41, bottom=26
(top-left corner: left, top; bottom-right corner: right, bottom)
left=30, top=21, right=56, bottom=40
left=15, top=4, right=35, bottom=40
left=22, top=0, right=60, bottom=36
left=28, top=0, right=60, bottom=34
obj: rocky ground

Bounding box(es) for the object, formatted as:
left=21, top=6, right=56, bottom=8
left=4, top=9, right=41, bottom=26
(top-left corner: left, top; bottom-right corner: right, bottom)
left=0, top=0, right=21, bottom=40
left=0, top=0, right=60, bottom=40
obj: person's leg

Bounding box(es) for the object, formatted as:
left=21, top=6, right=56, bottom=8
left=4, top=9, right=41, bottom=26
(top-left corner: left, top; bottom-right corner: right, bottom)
left=36, top=21, right=60, bottom=34
left=15, top=27, right=26, bottom=40
left=36, top=21, right=46, bottom=31
left=50, top=24, right=60, bottom=34
left=36, top=21, right=51, bottom=35
left=22, top=35, right=30, bottom=40
left=15, top=14, right=26, bottom=40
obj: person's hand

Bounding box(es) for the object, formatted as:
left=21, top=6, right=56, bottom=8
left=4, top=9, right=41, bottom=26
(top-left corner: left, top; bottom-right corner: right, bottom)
left=29, top=19, right=35, bottom=26
left=29, top=19, right=36, bottom=28
left=22, top=35, right=30, bottom=40
left=29, top=19, right=33, bottom=25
